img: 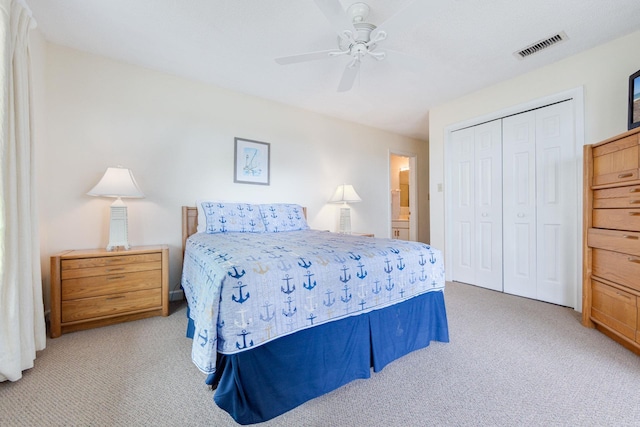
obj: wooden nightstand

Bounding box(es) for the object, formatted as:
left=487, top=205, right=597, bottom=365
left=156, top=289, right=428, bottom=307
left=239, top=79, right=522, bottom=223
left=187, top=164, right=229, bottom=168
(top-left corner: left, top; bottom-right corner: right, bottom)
left=50, top=245, right=169, bottom=338
left=351, top=232, right=374, bottom=237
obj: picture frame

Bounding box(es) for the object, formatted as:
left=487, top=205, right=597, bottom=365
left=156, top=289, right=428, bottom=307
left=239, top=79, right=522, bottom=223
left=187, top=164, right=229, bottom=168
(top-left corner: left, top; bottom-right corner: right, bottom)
left=234, top=137, right=270, bottom=185
left=628, top=69, right=640, bottom=130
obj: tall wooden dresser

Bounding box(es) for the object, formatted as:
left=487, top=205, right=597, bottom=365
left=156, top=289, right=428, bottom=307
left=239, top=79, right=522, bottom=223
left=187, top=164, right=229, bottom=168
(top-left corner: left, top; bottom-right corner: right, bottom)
left=583, top=127, right=640, bottom=354
left=50, top=245, right=169, bottom=337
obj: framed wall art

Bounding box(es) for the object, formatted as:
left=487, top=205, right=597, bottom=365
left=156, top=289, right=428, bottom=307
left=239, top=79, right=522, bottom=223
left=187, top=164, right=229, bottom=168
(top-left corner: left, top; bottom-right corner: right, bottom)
left=234, top=137, right=270, bottom=185
left=628, top=69, right=640, bottom=130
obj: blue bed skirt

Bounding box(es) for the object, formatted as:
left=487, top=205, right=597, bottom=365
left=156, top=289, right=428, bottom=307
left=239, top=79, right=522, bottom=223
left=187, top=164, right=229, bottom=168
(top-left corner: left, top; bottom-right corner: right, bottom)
left=187, top=290, right=448, bottom=425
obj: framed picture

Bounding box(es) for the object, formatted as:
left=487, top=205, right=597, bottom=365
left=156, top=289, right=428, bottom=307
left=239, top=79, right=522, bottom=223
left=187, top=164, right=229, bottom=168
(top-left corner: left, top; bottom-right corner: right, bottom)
left=629, top=69, right=640, bottom=130
left=234, top=137, right=270, bottom=185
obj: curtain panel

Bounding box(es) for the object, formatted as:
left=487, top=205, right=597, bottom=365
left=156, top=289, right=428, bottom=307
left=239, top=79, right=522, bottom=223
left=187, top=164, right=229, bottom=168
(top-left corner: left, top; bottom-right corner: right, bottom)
left=0, top=0, right=46, bottom=382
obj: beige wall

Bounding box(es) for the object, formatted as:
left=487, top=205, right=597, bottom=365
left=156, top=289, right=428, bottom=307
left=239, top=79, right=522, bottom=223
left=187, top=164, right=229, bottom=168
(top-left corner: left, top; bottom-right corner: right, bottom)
left=31, top=39, right=429, bottom=306
left=429, top=30, right=640, bottom=269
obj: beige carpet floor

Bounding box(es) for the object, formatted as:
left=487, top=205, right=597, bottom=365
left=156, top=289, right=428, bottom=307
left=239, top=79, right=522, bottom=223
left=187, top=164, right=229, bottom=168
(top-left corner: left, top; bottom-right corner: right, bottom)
left=2, top=281, right=640, bottom=426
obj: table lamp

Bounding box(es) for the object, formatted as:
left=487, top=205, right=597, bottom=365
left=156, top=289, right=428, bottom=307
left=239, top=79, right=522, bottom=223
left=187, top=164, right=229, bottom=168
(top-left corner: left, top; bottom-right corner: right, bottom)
left=329, top=184, right=362, bottom=234
left=87, top=166, right=144, bottom=251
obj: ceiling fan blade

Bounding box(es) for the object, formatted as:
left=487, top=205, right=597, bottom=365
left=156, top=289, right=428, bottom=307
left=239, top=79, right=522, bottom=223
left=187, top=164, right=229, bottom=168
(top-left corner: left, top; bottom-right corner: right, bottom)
left=370, top=0, right=423, bottom=44
left=313, top=0, right=357, bottom=42
left=337, top=60, right=360, bottom=92
left=275, top=49, right=342, bottom=65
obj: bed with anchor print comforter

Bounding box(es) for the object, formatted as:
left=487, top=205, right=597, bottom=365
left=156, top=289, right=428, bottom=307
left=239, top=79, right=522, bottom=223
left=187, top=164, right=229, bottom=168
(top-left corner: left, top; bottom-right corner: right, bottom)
left=181, top=229, right=446, bottom=375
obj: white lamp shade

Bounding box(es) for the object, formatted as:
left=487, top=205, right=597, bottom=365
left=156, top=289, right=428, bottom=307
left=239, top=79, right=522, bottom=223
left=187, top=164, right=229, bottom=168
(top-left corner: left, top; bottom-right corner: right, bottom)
left=329, top=184, right=362, bottom=204
left=87, top=167, right=145, bottom=198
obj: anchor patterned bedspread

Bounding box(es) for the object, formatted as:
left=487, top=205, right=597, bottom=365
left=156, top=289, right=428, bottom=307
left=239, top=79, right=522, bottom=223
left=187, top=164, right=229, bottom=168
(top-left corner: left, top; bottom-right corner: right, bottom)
left=181, top=229, right=445, bottom=374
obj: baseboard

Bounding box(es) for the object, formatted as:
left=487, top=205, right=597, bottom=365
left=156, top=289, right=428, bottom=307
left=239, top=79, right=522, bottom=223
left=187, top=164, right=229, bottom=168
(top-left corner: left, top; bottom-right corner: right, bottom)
left=169, top=289, right=184, bottom=302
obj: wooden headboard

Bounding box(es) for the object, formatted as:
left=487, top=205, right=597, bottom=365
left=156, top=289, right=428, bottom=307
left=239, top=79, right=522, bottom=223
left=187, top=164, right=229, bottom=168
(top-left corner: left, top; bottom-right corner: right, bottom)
left=182, top=205, right=307, bottom=259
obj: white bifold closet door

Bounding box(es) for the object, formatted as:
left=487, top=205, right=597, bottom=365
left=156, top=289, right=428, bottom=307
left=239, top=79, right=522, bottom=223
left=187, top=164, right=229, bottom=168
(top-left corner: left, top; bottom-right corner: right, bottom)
left=450, top=120, right=503, bottom=292
left=450, top=100, right=576, bottom=307
left=502, top=101, right=576, bottom=306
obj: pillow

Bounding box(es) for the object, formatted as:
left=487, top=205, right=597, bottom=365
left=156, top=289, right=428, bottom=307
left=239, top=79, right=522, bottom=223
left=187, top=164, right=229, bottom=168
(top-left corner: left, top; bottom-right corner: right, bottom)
left=259, top=203, right=309, bottom=232
left=197, top=201, right=265, bottom=234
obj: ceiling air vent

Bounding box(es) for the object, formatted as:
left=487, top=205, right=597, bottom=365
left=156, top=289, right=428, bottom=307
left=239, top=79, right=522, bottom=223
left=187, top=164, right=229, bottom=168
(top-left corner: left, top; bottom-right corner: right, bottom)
left=514, top=31, right=569, bottom=60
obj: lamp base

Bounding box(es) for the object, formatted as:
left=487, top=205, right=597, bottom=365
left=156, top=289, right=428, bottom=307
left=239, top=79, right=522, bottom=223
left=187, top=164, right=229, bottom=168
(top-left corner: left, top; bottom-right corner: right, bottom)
left=339, top=207, right=351, bottom=234
left=107, top=200, right=131, bottom=251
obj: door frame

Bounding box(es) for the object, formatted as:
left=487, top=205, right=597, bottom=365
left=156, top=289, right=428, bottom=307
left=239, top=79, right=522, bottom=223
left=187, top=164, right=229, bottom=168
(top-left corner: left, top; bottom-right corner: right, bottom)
left=389, top=150, right=418, bottom=241
left=443, top=87, right=585, bottom=310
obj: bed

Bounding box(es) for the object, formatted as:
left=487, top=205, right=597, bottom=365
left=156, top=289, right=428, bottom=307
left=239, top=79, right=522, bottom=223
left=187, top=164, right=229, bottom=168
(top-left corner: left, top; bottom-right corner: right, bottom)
left=181, top=202, right=449, bottom=425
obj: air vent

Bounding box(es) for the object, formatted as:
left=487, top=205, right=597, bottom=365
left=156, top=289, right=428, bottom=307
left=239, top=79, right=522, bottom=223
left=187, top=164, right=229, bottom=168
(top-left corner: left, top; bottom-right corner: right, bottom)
left=514, top=31, right=569, bottom=60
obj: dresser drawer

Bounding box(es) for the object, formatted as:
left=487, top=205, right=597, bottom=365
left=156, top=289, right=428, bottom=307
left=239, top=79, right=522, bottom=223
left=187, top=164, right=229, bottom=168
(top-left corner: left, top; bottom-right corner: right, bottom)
left=592, top=248, right=640, bottom=292
left=593, top=209, right=640, bottom=232
left=591, top=279, right=637, bottom=341
left=61, top=270, right=162, bottom=300
left=587, top=228, right=640, bottom=256
left=61, top=288, right=162, bottom=323
left=62, top=253, right=162, bottom=270
left=61, top=260, right=161, bottom=280
left=592, top=134, right=640, bottom=187
left=593, top=185, right=640, bottom=208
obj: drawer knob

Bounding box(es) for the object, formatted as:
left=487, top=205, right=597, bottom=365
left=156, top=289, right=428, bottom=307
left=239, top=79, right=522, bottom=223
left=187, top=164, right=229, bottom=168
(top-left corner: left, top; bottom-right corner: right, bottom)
left=630, top=200, right=640, bottom=204
left=107, top=275, right=126, bottom=280
left=629, top=212, right=640, bottom=216
left=627, top=257, right=640, bottom=264
left=106, top=267, right=125, bottom=272
left=630, top=188, right=640, bottom=193
left=623, top=235, right=639, bottom=240
left=618, top=173, right=634, bottom=179
left=106, top=295, right=126, bottom=300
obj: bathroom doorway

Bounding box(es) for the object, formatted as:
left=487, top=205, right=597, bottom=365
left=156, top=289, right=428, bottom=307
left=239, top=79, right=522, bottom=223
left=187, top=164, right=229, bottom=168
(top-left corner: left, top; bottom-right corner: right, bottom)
left=389, top=152, right=417, bottom=241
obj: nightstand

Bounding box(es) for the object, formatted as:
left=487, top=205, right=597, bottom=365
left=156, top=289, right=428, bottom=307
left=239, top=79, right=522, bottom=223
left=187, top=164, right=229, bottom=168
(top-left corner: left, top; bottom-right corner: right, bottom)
left=50, top=245, right=169, bottom=338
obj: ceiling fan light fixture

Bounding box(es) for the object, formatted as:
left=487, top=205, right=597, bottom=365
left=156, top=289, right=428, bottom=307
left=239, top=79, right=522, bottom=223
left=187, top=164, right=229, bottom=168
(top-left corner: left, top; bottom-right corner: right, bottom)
left=347, top=2, right=370, bottom=23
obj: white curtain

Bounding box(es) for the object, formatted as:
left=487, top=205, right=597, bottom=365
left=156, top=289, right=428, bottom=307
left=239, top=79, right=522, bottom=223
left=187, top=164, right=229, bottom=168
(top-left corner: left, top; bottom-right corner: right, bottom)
left=0, top=0, right=45, bottom=382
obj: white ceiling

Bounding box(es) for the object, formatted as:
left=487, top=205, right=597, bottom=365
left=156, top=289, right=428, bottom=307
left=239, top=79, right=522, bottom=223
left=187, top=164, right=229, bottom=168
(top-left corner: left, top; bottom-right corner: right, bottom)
left=25, top=0, right=640, bottom=140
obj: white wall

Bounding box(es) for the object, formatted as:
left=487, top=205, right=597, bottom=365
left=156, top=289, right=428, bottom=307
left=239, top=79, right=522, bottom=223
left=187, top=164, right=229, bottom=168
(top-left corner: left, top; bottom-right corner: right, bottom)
left=31, top=40, right=428, bottom=306
left=429, top=30, right=640, bottom=262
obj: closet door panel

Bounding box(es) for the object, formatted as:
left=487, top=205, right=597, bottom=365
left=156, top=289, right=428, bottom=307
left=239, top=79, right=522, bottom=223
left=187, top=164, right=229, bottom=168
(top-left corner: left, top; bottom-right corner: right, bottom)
left=503, top=111, right=537, bottom=298
left=535, top=101, right=576, bottom=306
left=474, top=121, right=503, bottom=291
left=451, top=127, right=476, bottom=284
left=450, top=121, right=502, bottom=291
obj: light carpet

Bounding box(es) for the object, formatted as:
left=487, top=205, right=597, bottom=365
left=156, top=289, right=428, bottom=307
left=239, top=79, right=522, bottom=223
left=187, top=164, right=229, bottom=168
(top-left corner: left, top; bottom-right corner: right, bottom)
left=1, top=281, right=640, bottom=426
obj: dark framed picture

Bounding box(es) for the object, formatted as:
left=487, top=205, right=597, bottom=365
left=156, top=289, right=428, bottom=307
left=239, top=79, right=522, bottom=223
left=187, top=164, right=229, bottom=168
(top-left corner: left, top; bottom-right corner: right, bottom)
left=234, top=137, right=270, bottom=185
left=628, top=69, right=640, bottom=130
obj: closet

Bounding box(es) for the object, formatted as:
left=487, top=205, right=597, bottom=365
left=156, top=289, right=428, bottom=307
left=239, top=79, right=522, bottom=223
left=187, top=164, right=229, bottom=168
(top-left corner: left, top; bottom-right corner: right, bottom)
left=450, top=100, right=577, bottom=307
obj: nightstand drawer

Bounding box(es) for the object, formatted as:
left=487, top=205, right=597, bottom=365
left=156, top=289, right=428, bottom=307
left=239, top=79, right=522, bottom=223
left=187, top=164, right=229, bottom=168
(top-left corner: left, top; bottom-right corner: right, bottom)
left=61, top=270, right=162, bottom=300
left=61, top=288, right=162, bottom=323
left=61, top=253, right=162, bottom=270
left=591, top=279, right=637, bottom=341
left=61, top=260, right=161, bottom=280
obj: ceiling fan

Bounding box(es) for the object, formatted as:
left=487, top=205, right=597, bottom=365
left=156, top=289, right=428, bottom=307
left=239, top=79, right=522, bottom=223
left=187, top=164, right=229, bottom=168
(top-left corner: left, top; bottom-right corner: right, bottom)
left=275, top=0, right=422, bottom=92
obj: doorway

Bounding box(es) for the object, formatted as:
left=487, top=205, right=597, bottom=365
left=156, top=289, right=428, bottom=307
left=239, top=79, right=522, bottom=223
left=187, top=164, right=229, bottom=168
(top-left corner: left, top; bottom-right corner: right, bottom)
left=389, top=152, right=417, bottom=241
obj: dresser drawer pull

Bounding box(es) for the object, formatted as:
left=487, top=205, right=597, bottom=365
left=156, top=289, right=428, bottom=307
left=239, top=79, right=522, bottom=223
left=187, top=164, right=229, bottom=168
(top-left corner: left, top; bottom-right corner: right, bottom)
left=631, top=200, right=640, bottom=204
left=631, top=188, right=640, bottom=193
left=623, top=235, right=639, bottom=239
left=106, top=295, right=126, bottom=300
left=618, top=173, right=634, bottom=179
left=627, top=257, right=640, bottom=264
left=106, top=267, right=125, bottom=272
left=106, top=275, right=126, bottom=280
left=629, top=212, right=640, bottom=216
